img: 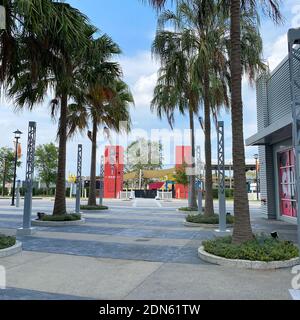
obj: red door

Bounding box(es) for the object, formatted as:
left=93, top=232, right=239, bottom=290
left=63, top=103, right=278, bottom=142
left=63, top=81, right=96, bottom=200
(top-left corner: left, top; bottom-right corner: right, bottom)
left=278, top=149, right=297, bottom=217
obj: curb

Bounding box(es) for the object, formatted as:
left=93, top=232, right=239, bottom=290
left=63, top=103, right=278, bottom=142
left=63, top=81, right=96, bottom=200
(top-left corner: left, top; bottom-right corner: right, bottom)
left=198, top=246, right=300, bottom=270
left=32, top=218, right=85, bottom=227
left=176, top=209, right=199, bottom=214
left=184, top=221, right=233, bottom=228
left=0, top=241, right=22, bottom=258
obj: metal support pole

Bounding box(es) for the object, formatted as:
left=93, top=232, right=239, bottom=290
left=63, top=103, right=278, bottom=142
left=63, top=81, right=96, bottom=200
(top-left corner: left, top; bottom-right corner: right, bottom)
left=196, top=146, right=203, bottom=214
left=288, top=28, right=300, bottom=249
left=16, top=180, right=21, bottom=208
left=2, top=157, right=7, bottom=197
left=17, top=122, right=37, bottom=236
left=255, top=158, right=259, bottom=200
left=198, top=185, right=202, bottom=214
left=75, top=144, right=82, bottom=214
left=99, top=155, right=104, bottom=206
left=216, top=121, right=228, bottom=233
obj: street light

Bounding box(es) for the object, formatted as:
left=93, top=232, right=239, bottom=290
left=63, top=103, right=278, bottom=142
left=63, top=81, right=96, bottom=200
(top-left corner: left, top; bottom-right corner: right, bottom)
left=254, top=153, right=259, bottom=201
left=11, top=129, right=22, bottom=206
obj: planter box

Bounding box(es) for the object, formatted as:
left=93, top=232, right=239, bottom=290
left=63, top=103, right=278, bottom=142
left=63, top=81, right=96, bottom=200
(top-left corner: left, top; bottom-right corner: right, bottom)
left=198, top=246, right=300, bottom=270
left=0, top=241, right=22, bottom=258
left=32, top=218, right=85, bottom=227
left=184, top=221, right=233, bottom=228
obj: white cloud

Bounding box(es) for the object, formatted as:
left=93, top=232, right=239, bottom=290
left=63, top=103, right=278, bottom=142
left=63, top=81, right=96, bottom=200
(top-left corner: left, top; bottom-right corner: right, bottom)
left=265, top=34, right=288, bottom=71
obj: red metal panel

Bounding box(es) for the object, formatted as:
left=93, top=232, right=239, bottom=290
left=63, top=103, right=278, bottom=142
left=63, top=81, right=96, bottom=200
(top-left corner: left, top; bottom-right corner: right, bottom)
left=175, top=146, right=191, bottom=199
left=103, top=146, right=124, bottom=199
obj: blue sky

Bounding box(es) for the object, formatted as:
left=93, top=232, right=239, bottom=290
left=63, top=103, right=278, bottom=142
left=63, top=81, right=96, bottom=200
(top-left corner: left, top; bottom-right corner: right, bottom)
left=1, top=0, right=300, bottom=179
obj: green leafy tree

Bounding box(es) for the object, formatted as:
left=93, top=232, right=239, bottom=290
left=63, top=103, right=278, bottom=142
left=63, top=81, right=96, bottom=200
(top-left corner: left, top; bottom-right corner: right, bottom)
left=173, top=164, right=189, bottom=187
left=0, top=147, right=21, bottom=196
left=6, top=2, right=97, bottom=215
left=35, top=143, right=58, bottom=194
left=125, top=139, right=163, bottom=189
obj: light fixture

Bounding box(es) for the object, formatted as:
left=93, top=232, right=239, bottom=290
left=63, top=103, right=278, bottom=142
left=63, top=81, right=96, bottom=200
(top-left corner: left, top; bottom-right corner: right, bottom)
left=13, top=129, right=22, bottom=139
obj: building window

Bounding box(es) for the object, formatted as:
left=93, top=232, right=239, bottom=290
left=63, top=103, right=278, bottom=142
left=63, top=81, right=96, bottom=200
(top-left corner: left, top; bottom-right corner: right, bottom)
left=278, top=149, right=297, bottom=218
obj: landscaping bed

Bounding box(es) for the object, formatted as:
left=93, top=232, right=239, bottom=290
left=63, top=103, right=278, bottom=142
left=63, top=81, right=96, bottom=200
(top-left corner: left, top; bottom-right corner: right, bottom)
left=178, top=207, right=199, bottom=212
left=0, top=236, right=22, bottom=258
left=0, top=235, right=16, bottom=250
left=32, top=213, right=85, bottom=227
left=199, top=235, right=300, bottom=269
left=41, top=213, right=81, bottom=221
left=186, top=213, right=234, bottom=225
left=80, top=205, right=108, bottom=211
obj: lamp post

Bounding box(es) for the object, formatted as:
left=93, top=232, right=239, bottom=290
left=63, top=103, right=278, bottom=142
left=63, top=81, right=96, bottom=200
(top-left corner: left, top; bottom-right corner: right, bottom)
left=11, top=129, right=22, bottom=206
left=254, top=153, right=259, bottom=200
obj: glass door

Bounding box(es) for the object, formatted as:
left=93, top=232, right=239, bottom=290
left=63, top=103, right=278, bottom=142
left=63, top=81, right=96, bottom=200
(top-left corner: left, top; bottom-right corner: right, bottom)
left=278, top=149, right=297, bottom=218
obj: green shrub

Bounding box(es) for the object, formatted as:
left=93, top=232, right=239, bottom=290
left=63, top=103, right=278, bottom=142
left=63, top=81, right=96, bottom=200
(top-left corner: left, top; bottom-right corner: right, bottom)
left=213, top=189, right=234, bottom=199
left=186, top=213, right=234, bottom=224
left=202, top=234, right=299, bottom=262
left=0, top=235, right=16, bottom=250
left=41, top=214, right=81, bottom=222
left=178, top=207, right=199, bottom=212
left=80, top=205, right=108, bottom=211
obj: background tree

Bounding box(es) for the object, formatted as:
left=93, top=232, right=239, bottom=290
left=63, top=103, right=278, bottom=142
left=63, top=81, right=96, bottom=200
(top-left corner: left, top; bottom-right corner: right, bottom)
left=0, top=147, right=21, bottom=196
left=125, top=138, right=163, bottom=189
left=173, top=164, right=189, bottom=187
left=35, top=143, right=58, bottom=194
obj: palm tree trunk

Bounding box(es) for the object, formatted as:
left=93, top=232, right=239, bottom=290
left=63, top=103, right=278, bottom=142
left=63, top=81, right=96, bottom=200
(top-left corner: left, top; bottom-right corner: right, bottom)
left=204, top=73, right=214, bottom=217
left=53, top=93, right=68, bottom=216
left=231, top=0, right=253, bottom=243
left=88, top=118, right=97, bottom=206
left=188, top=106, right=197, bottom=209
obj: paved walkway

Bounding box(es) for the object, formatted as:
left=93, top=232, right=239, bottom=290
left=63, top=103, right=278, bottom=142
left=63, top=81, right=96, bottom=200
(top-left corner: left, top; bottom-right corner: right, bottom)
left=0, top=198, right=298, bottom=300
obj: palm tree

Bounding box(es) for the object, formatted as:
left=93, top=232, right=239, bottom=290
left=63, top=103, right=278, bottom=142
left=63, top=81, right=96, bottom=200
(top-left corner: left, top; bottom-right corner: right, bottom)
left=148, top=0, right=269, bottom=232
left=67, top=79, right=133, bottom=207
left=6, top=1, right=96, bottom=216
left=228, top=0, right=281, bottom=243
left=152, top=1, right=233, bottom=214
left=151, top=52, right=201, bottom=209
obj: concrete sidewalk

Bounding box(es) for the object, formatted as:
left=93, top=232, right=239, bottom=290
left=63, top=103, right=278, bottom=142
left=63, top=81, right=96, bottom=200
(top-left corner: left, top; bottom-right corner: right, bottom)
left=0, top=198, right=297, bottom=300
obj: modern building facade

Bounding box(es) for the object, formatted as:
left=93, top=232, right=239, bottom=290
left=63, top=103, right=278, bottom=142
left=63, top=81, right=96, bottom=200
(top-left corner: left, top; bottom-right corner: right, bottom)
left=246, top=46, right=300, bottom=224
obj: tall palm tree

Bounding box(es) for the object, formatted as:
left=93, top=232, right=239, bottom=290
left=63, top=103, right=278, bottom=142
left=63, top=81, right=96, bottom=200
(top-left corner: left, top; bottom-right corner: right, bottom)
left=152, top=1, right=233, bottom=214
left=151, top=51, right=202, bottom=209
left=67, top=79, right=133, bottom=207
left=6, top=1, right=96, bottom=215
left=149, top=0, right=272, bottom=243
left=228, top=0, right=281, bottom=243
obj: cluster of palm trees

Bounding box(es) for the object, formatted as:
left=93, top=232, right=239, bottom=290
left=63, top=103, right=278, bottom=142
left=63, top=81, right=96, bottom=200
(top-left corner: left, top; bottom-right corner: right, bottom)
left=147, top=0, right=281, bottom=244
left=0, top=0, right=133, bottom=215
